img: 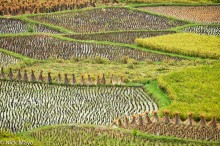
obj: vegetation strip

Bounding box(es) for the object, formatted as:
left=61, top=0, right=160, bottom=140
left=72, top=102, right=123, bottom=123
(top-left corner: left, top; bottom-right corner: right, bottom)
left=17, top=124, right=220, bottom=146
left=144, top=80, right=171, bottom=109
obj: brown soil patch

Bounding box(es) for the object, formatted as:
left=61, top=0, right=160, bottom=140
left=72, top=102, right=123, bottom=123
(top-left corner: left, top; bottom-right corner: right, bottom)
left=141, top=6, right=220, bottom=24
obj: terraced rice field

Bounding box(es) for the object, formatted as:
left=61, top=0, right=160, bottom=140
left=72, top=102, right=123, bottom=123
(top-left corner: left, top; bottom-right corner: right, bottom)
left=0, top=18, right=60, bottom=34
left=141, top=6, right=220, bottom=24
left=0, top=80, right=157, bottom=132
left=64, top=31, right=176, bottom=44
left=183, top=25, right=220, bottom=36
left=30, top=7, right=187, bottom=33
left=27, top=125, right=219, bottom=146
left=30, top=126, right=166, bottom=146
left=0, top=35, right=183, bottom=62
left=0, top=2, right=220, bottom=144
left=0, top=52, right=20, bottom=67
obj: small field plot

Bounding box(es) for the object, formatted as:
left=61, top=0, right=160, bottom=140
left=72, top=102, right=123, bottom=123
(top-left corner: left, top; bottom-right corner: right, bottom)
left=0, top=52, right=20, bottom=68
left=30, top=8, right=186, bottom=33
left=26, top=125, right=218, bottom=146
left=0, top=18, right=60, bottom=34
left=0, top=35, right=183, bottom=62
left=141, top=6, right=220, bottom=24
left=183, top=25, right=220, bottom=36
left=0, top=80, right=157, bottom=132
left=65, top=31, right=176, bottom=44
left=158, top=63, right=220, bottom=119
left=135, top=33, right=220, bottom=59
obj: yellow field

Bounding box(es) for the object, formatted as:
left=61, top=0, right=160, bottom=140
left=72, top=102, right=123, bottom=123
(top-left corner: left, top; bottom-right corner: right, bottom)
left=158, top=62, right=220, bottom=120
left=135, top=33, right=220, bottom=59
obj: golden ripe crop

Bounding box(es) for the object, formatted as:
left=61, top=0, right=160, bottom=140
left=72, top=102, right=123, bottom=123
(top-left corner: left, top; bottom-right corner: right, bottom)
left=135, top=33, right=220, bottom=59
left=157, top=63, right=220, bottom=120
left=0, top=0, right=93, bottom=16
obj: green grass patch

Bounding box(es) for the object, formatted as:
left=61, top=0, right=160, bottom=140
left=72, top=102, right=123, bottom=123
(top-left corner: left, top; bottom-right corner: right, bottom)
left=144, top=80, right=171, bottom=109
left=0, top=130, right=40, bottom=146
left=158, top=62, right=220, bottom=120
left=135, top=33, right=220, bottom=59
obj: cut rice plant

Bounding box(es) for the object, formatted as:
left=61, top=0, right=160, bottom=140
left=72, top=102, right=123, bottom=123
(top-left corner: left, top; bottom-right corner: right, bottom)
left=140, top=6, right=220, bottom=24
left=0, top=18, right=60, bottom=34
left=0, top=52, right=20, bottom=68
left=0, top=35, right=183, bottom=62
left=23, top=125, right=220, bottom=146
left=0, top=80, right=157, bottom=133
left=30, top=7, right=186, bottom=33
left=183, top=25, right=220, bottom=36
